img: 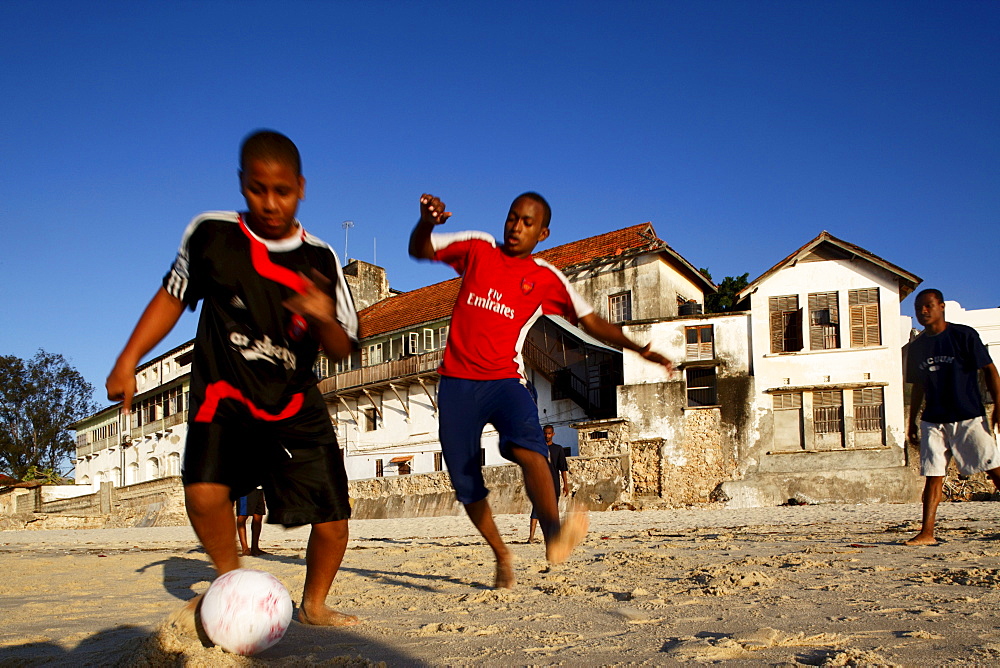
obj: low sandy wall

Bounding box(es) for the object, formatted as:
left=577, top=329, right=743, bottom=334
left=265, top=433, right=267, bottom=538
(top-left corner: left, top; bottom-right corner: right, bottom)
left=0, top=455, right=628, bottom=529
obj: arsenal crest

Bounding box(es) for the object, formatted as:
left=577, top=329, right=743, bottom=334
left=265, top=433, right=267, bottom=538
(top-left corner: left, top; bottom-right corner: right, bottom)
left=520, top=278, right=535, bottom=295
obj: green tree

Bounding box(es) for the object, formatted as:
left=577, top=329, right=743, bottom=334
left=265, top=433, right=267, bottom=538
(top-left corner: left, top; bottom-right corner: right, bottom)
left=699, top=269, right=750, bottom=313
left=0, top=350, right=97, bottom=480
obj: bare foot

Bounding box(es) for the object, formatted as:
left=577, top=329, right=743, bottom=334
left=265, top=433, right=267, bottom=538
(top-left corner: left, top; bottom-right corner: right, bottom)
left=249, top=548, right=269, bottom=556
left=546, top=502, right=589, bottom=564
left=163, top=594, right=211, bottom=645
left=527, top=536, right=539, bottom=544
left=494, top=556, right=515, bottom=589
left=299, top=604, right=360, bottom=627
left=904, top=533, right=938, bottom=546
left=167, top=594, right=204, bottom=634
left=240, top=548, right=252, bottom=557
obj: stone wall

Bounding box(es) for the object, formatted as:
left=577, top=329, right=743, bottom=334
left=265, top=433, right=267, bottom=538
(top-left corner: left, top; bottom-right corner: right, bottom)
left=664, top=408, right=739, bottom=506
left=0, top=455, right=631, bottom=530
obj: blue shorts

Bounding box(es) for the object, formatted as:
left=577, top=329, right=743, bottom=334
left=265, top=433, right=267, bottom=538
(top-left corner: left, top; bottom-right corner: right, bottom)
left=438, top=376, right=548, bottom=505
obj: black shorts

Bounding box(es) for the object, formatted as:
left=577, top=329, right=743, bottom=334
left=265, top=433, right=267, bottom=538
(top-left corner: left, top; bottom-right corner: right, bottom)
left=236, top=488, right=266, bottom=516
left=183, top=418, right=351, bottom=527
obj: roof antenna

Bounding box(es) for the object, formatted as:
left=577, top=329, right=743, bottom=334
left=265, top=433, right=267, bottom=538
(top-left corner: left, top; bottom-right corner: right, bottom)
left=342, top=220, right=354, bottom=263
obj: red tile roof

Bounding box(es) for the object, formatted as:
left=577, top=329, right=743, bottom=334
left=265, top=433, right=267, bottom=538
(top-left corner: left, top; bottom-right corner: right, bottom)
left=358, top=222, right=695, bottom=339
left=359, top=277, right=462, bottom=339
left=535, top=222, right=659, bottom=269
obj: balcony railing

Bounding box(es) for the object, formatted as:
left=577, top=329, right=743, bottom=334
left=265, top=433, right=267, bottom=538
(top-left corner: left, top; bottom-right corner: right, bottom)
left=129, top=410, right=189, bottom=441
left=318, top=350, right=444, bottom=394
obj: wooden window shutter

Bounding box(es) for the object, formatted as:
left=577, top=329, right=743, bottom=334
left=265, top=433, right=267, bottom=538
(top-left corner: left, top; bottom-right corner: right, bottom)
left=769, top=296, right=799, bottom=352
left=849, top=288, right=880, bottom=347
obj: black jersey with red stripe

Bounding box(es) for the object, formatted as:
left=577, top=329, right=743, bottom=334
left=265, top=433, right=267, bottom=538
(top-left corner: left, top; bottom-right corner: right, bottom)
left=164, top=211, right=358, bottom=435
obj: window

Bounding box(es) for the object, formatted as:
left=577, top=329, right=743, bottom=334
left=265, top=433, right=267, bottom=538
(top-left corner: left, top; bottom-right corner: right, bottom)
left=813, top=390, right=843, bottom=434
left=686, top=367, right=718, bottom=406
left=313, top=355, right=330, bottom=379
left=434, top=452, right=443, bottom=471
left=480, top=447, right=486, bottom=466
left=423, top=328, right=434, bottom=351
left=849, top=288, right=881, bottom=347
left=769, top=296, right=802, bottom=353
left=397, top=460, right=411, bottom=475
left=334, top=357, right=352, bottom=374
left=685, top=325, right=714, bottom=360
left=406, top=332, right=419, bottom=355
left=437, top=326, right=449, bottom=349
left=772, top=392, right=804, bottom=451
left=609, top=292, right=632, bottom=323
left=808, top=292, right=840, bottom=350
left=854, top=387, right=884, bottom=432
left=366, top=343, right=383, bottom=365
left=375, top=459, right=384, bottom=477
left=363, top=407, right=377, bottom=432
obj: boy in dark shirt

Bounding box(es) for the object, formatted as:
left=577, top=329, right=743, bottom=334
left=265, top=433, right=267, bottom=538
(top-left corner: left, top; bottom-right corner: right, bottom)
left=904, top=288, right=1000, bottom=546
left=107, top=130, right=360, bottom=625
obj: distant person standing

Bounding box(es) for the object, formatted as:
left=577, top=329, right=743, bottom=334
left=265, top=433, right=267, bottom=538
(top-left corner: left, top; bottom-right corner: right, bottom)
left=904, top=288, right=1000, bottom=546
left=236, top=487, right=267, bottom=556
left=529, top=425, right=570, bottom=543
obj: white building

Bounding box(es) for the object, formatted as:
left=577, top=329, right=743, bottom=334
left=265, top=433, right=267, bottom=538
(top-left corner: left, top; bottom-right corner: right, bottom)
left=325, top=223, right=715, bottom=480
left=73, top=342, right=193, bottom=490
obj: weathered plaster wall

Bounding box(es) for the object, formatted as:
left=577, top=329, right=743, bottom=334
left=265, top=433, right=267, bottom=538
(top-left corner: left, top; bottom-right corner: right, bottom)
left=342, top=260, right=390, bottom=310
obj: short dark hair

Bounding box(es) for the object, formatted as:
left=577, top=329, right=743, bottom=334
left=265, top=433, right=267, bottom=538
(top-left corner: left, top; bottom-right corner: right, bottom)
left=543, top=424, right=554, bottom=431
left=240, top=130, right=301, bottom=175
left=514, top=191, right=552, bottom=227
left=915, top=288, right=944, bottom=304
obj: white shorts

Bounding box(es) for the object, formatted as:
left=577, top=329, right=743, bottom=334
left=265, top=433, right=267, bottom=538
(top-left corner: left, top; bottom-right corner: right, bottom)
left=920, top=416, right=1000, bottom=477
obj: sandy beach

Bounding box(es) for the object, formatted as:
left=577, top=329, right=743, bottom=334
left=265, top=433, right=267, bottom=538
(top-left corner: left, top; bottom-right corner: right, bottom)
left=3, top=502, right=1000, bottom=666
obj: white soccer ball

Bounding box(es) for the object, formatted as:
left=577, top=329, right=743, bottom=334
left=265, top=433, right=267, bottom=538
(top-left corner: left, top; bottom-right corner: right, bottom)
left=200, top=568, right=293, bottom=655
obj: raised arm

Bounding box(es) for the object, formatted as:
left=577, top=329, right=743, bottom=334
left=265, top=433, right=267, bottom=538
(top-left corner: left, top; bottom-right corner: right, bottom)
left=408, top=193, right=451, bottom=260
left=578, top=312, right=674, bottom=373
left=106, top=287, right=186, bottom=409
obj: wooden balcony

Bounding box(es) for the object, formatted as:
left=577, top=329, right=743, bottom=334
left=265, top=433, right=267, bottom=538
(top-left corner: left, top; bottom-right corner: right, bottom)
left=318, top=350, right=444, bottom=396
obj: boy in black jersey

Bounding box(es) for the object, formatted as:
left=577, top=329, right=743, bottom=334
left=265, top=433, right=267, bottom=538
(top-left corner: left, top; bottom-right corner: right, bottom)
left=107, top=130, right=360, bottom=626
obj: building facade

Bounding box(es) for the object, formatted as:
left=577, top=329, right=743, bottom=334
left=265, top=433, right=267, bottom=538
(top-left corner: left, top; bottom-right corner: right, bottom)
left=73, top=342, right=194, bottom=490
left=74, top=227, right=934, bottom=510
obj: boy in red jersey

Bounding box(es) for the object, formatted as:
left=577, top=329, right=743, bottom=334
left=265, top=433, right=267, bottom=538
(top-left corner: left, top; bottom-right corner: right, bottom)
left=410, top=192, right=673, bottom=587
left=107, top=130, right=360, bottom=626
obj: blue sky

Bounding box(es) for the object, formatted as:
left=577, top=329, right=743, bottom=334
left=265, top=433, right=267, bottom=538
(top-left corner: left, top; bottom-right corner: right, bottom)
left=2, top=1, right=997, bottom=405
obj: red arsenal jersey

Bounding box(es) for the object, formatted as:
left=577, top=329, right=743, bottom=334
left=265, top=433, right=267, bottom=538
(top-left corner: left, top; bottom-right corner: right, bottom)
left=432, top=231, right=593, bottom=381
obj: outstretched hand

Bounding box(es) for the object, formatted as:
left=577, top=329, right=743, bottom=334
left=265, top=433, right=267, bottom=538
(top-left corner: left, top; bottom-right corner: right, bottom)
left=639, top=345, right=675, bottom=377
left=420, top=194, right=451, bottom=226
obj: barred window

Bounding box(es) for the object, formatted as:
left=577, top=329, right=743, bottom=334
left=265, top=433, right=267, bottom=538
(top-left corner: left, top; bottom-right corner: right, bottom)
left=434, top=452, right=443, bottom=471
left=808, top=292, right=840, bottom=350
left=813, top=390, right=843, bottom=434
left=609, top=292, right=632, bottom=323
left=769, top=295, right=802, bottom=353
left=854, top=387, right=884, bottom=432
left=686, top=367, right=718, bottom=407
left=685, top=325, right=714, bottom=360
left=375, top=459, right=383, bottom=477
left=849, top=288, right=881, bottom=348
